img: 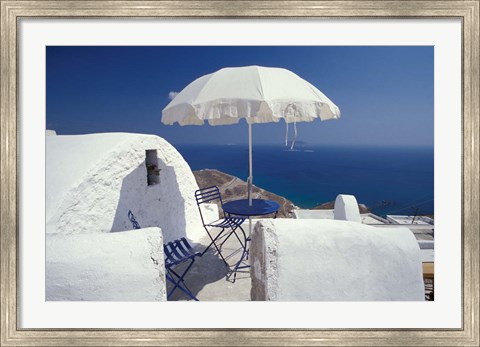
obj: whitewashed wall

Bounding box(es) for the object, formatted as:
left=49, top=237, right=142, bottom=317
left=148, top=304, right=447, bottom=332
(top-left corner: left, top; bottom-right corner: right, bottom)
left=46, top=227, right=166, bottom=301
left=250, top=219, right=425, bottom=301
left=46, top=133, right=203, bottom=242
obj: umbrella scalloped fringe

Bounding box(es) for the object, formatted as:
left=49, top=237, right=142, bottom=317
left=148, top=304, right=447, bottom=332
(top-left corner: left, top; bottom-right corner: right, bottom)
left=162, top=99, right=340, bottom=126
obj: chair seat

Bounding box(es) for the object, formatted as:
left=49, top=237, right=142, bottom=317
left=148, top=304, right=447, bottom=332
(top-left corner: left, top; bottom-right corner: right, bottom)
left=164, top=238, right=201, bottom=267
left=205, top=216, right=245, bottom=229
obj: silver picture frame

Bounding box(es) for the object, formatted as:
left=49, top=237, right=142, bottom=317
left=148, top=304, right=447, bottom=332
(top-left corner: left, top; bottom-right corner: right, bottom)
left=1, top=1, right=478, bottom=346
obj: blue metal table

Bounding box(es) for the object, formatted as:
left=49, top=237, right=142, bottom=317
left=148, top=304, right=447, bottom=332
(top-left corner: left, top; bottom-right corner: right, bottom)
left=221, top=199, right=280, bottom=281
left=222, top=199, right=281, bottom=218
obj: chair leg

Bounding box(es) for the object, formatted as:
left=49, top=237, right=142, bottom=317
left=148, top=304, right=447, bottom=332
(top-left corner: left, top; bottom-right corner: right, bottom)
left=215, top=226, right=247, bottom=265
left=219, top=230, right=236, bottom=247
left=202, top=227, right=229, bottom=266
left=202, top=224, right=250, bottom=278
left=226, top=248, right=250, bottom=283
left=235, top=225, right=248, bottom=249
left=237, top=224, right=250, bottom=260
left=166, top=259, right=199, bottom=301
left=226, top=224, right=250, bottom=283
left=221, top=227, right=245, bottom=250
left=167, top=261, right=195, bottom=295
left=166, top=273, right=199, bottom=301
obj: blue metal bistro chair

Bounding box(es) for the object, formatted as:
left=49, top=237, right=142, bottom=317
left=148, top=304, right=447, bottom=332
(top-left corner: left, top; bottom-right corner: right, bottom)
left=164, top=238, right=202, bottom=301
left=195, top=186, right=248, bottom=281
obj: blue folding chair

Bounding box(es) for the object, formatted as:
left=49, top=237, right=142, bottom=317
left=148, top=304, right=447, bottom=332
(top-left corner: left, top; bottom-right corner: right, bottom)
left=195, top=186, right=248, bottom=281
left=164, top=238, right=202, bottom=301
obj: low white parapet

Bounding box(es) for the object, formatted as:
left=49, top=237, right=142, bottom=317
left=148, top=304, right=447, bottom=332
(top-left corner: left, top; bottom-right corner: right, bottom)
left=334, top=194, right=361, bottom=222
left=46, top=227, right=166, bottom=301
left=250, top=219, right=425, bottom=301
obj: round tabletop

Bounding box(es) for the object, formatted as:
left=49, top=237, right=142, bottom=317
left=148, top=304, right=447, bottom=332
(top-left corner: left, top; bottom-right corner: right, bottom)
left=222, top=199, right=281, bottom=217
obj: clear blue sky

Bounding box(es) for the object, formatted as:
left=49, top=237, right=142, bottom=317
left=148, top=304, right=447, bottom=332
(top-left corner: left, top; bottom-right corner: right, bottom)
left=46, top=46, right=433, bottom=147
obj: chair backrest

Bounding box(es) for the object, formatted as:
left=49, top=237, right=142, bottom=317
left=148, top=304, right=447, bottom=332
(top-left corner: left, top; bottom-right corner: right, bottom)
left=163, top=237, right=198, bottom=268
left=195, top=186, right=223, bottom=205
left=194, top=186, right=224, bottom=224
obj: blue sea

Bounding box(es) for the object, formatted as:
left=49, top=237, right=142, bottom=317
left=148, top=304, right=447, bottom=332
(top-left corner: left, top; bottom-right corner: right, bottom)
left=176, top=144, right=434, bottom=217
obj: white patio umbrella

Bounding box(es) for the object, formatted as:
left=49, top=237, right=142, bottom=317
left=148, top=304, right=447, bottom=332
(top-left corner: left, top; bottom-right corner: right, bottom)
left=162, top=65, right=340, bottom=206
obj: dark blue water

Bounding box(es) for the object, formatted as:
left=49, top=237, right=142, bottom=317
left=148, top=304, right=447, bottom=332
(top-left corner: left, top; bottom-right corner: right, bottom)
left=176, top=144, right=434, bottom=217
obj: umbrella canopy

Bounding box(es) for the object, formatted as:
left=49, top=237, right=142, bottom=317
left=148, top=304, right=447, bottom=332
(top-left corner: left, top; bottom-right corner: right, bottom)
left=162, top=65, right=340, bottom=126
left=161, top=65, right=340, bottom=208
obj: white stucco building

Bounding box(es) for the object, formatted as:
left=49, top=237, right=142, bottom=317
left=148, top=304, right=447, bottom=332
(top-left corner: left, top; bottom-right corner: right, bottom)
left=46, top=132, right=203, bottom=242
left=46, top=227, right=167, bottom=301
left=45, top=132, right=207, bottom=301
left=250, top=219, right=425, bottom=301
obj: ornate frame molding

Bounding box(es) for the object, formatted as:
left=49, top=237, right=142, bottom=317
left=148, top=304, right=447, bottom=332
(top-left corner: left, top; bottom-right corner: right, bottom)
left=1, top=1, right=478, bottom=346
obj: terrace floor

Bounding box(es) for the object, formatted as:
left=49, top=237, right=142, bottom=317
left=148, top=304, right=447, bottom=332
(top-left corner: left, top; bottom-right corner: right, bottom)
left=166, top=231, right=252, bottom=301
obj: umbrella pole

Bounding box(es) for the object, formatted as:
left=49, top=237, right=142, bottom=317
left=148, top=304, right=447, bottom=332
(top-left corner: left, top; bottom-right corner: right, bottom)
left=248, top=122, right=253, bottom=241
left=248, top=122, right=253, bottom=206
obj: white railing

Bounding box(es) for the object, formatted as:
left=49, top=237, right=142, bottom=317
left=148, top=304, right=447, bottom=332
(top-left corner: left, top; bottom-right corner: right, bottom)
left=369, top=224, right=434, bottom=230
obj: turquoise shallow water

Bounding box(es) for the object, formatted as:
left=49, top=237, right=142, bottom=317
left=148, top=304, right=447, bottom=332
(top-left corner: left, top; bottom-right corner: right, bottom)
left=175, top=144, right=434, bottom=217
